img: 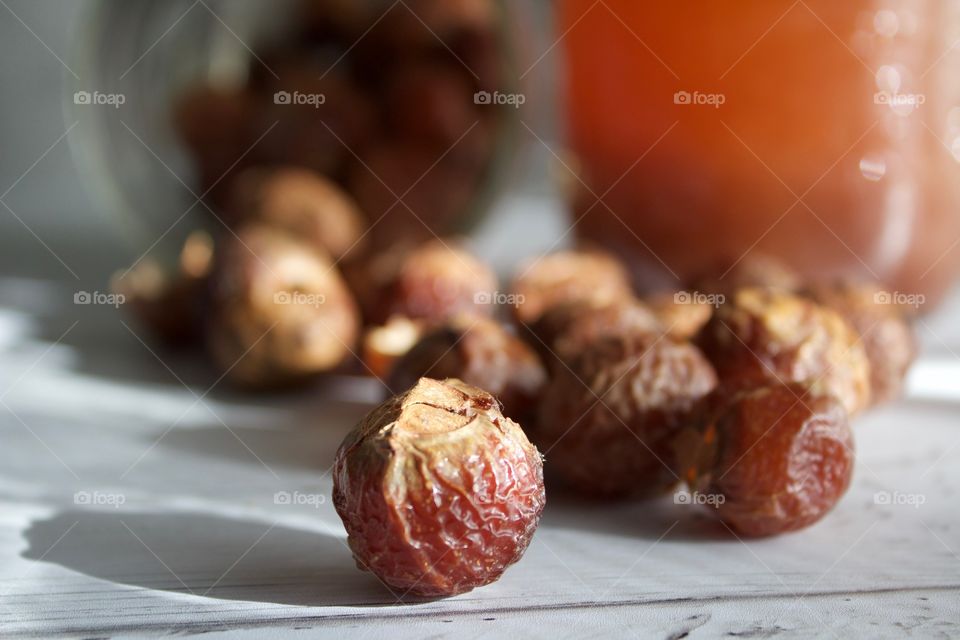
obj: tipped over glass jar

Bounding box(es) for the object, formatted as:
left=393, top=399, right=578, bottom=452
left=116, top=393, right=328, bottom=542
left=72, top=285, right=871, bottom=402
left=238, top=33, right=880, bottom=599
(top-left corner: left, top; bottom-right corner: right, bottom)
left=69, top=0, right=531, bottom=261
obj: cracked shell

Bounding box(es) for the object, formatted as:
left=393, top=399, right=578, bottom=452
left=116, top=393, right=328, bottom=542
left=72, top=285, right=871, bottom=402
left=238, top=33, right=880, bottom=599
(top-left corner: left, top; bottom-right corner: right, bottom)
left=699, top=287, right=871, bottom=416
left=333, top=378, right=545, bottom=597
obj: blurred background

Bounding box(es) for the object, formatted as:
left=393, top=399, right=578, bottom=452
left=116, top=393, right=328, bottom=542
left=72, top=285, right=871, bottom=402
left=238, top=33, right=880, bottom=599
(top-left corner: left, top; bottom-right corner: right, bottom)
left=2, top=0, right=960, bottom=388
left=4, top=1, right=960, bottom=300
left=0, top=1, right=112, bottom=279
left=0, top=0, right=565, bottom=288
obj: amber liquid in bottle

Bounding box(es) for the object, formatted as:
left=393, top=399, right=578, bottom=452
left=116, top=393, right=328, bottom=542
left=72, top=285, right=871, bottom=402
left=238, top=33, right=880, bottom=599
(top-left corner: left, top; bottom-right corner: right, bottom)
left=561, top=0, right=960, bottom=305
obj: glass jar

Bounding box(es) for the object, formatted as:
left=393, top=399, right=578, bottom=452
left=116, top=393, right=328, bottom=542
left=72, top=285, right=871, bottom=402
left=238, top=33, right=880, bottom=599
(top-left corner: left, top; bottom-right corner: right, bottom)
left=561, top=0, right=960, bottom=305
left=68, top=0, right=536, bottom=262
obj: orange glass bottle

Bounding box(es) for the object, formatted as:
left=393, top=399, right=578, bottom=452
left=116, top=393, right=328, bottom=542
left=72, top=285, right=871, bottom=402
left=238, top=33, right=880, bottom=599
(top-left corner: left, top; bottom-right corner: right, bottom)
left=561, top=0, right=960, bottom=304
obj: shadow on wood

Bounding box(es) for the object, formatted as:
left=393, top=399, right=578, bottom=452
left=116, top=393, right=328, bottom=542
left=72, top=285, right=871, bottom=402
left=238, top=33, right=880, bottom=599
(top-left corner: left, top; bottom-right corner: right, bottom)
left=21, top=509, right=399, bottom=606
left=541, top=492, right=734, bottom=542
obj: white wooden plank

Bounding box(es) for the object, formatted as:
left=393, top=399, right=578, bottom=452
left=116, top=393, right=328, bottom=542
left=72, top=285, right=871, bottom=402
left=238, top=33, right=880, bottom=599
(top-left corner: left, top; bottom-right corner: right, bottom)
left=0, top=286, right=958, bottom=638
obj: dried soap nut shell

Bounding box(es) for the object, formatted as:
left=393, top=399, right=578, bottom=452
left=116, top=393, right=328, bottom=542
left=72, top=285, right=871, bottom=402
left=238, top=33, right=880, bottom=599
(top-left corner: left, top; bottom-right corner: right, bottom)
left=379, top=238, right=499, bottom=325
left=699, top=287, right=871, bottom=416
left=644, top=292, right=714, bottom=342
left=362, top=316, right=427, bottom=381
left=111, top=231, right=214, bottom=347
left=805, top=281, right=917, bottom=407
left=690, top=253, right=802, bottom=298
left=207, top=224, right=360, bottom=388
left=389, top=315, right=547, bottom=426
left=510, top=249, right=635, bottom=327
left=526, top=298, right=662, bottom=368
left=334, top=378, right=545, bottom=597
left=229, top=167, right=367, bottom=261
left=694, top=383, right=854, bottom=537
left=537, top=334, right=717, bottom=499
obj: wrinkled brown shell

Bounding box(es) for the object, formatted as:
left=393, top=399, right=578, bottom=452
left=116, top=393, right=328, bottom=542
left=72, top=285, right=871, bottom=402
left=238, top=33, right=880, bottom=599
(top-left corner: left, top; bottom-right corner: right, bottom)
left=389, top=315, right=547, bottom=425
left=334, top=378, right=545, bottom=597
left=699, top=288, right=871, bottom=416
left=526, top=298, right=662, bottom=368
left=694, top=383, right=854, bottom=537
left=341, top=240, right=421, bottom=325
left=538, top=334, right=718, bottom=498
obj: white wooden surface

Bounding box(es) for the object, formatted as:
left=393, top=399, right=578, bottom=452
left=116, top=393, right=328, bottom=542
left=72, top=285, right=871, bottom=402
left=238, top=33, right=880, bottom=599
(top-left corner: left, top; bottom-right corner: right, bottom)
left=0, top=275, right=958, bottom=639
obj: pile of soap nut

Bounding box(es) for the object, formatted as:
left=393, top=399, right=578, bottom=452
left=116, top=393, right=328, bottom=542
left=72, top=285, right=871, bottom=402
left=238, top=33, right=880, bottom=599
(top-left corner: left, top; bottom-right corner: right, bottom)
left=113, top=171, right=916, bottom=596
left=327, top=245, right=916, bottom=597
left=116, top=214, right=916, bottom=537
